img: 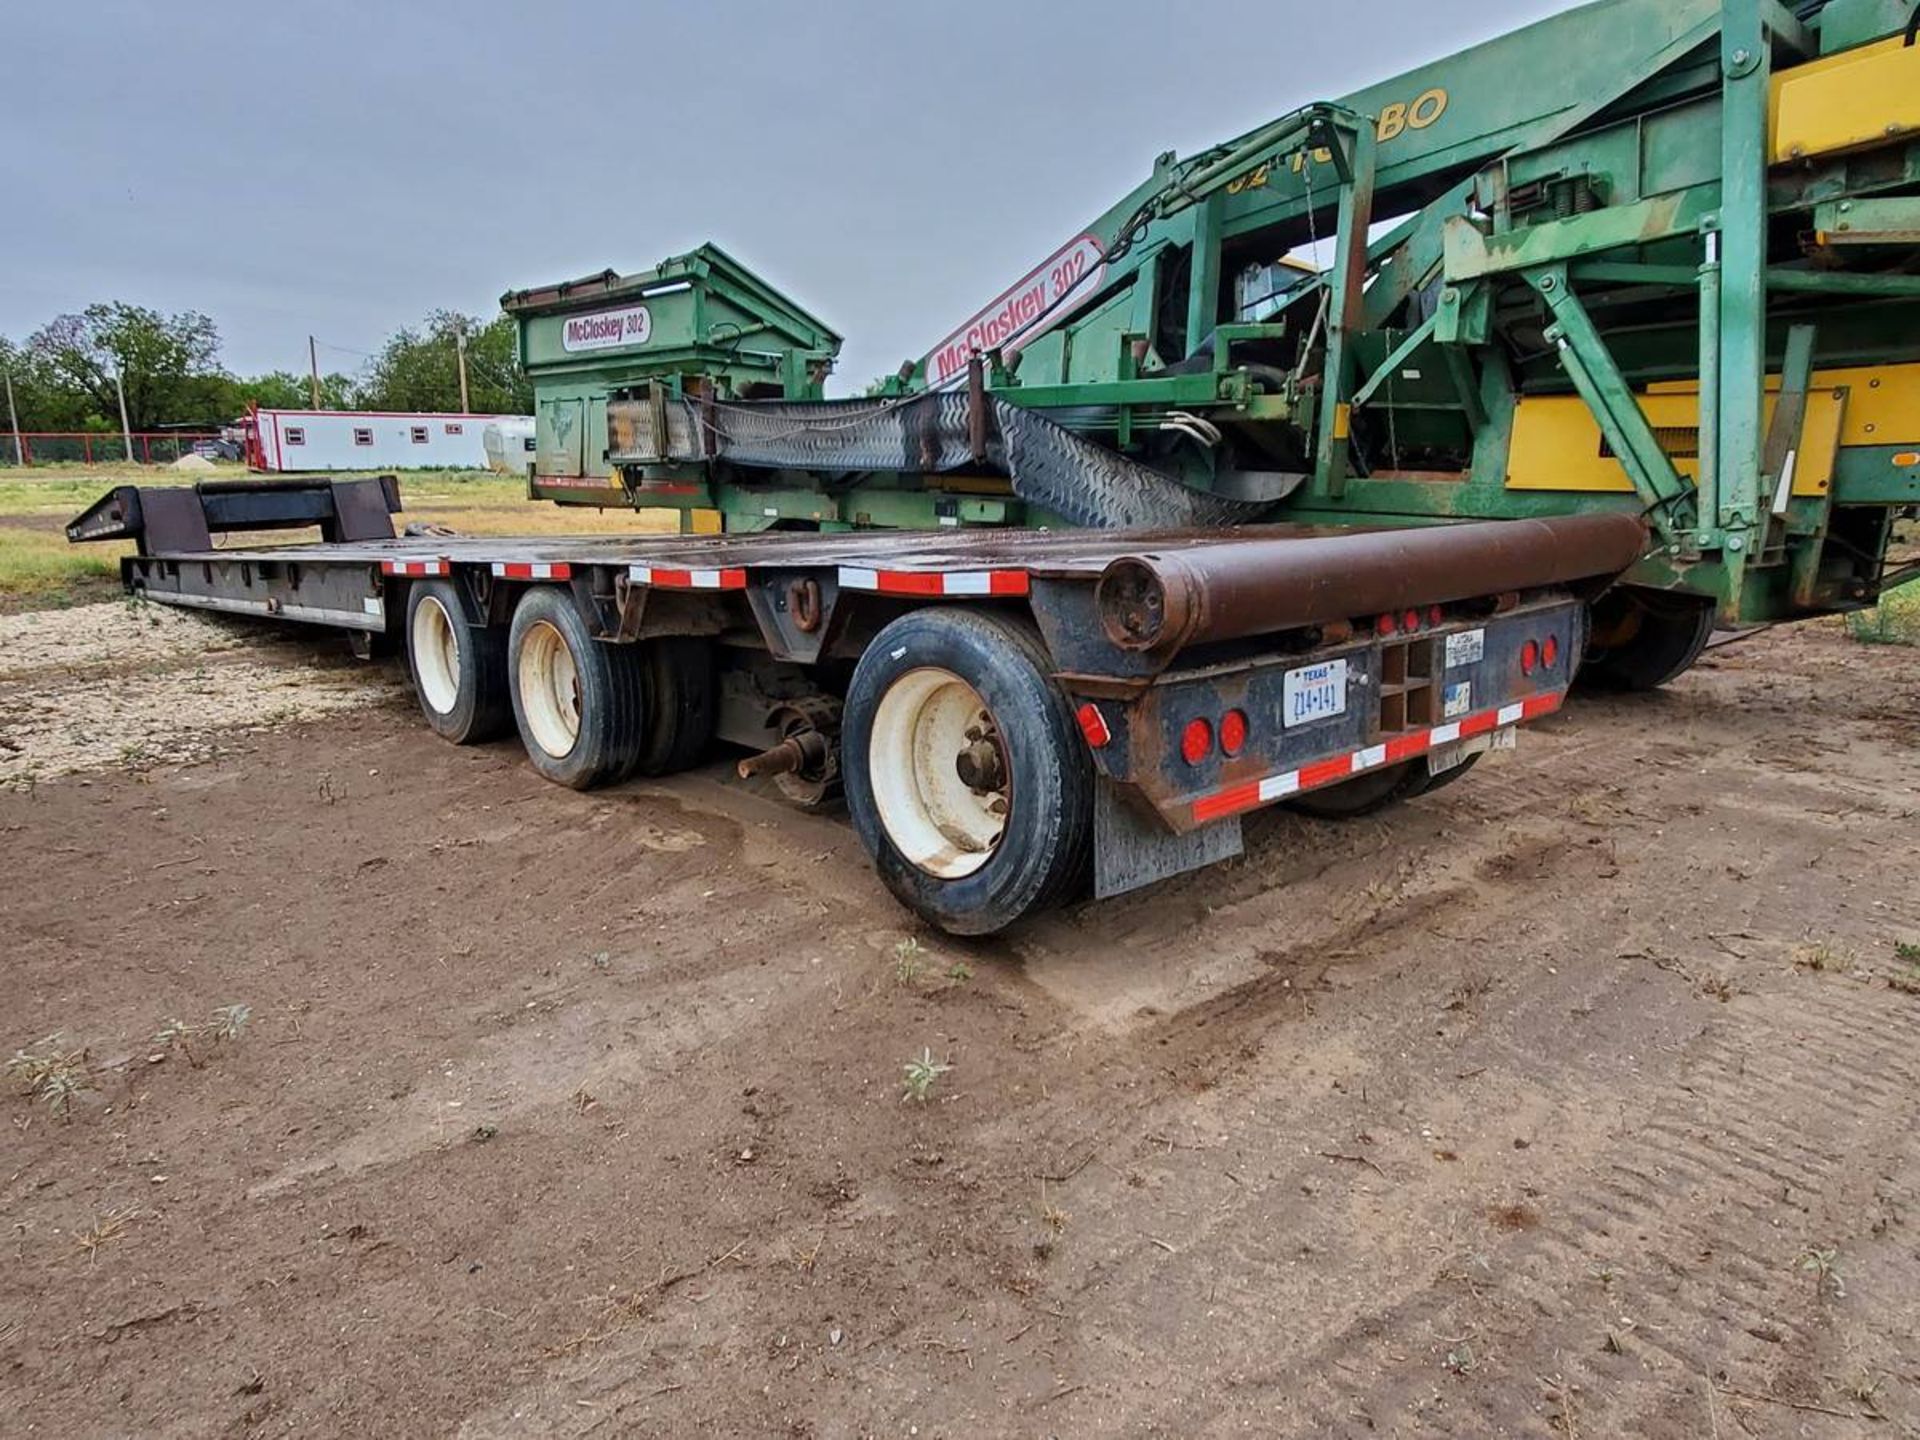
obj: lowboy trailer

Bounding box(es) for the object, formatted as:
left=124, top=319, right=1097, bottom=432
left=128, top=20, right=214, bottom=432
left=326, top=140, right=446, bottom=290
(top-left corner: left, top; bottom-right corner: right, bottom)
left=69, top=475, right=1641, bottom=934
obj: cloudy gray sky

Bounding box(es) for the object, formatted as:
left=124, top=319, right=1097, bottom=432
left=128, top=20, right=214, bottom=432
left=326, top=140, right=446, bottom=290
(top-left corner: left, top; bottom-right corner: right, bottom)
left=4, top=0, right=1568, bottom=393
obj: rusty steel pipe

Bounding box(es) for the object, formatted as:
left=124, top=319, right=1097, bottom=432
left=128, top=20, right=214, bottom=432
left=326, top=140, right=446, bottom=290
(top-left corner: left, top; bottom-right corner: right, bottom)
left=1095, top=513, right=1647, bottom=653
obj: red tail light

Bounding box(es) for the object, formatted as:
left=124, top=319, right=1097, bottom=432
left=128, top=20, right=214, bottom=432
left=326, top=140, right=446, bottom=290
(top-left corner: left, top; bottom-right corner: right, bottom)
left=1076, top=702, right=1112, bottom=749
left=1542, top=635, right=1560, bottom=669
left=1402, top=608, right=1421, bottom=633
left=1220, top=709, right=1249, bottom=757
left=1428, top=605, right=1445, bottom=627
left=1521, top=638, right=1541, bottom=675
left=1181, top=717, right=1214, bottom=766
left=1377, top=612, right=1399, bottom=636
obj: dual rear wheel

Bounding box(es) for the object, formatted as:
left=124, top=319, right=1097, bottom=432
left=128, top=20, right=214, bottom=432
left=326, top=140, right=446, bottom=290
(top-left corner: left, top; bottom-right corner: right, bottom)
left=402, top=582, right=712, bottom=790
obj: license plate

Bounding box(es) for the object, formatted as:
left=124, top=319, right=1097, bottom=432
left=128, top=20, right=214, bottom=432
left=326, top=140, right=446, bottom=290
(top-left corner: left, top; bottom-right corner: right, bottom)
left=1444, top=629, right=1486, bottom=668
left=1283, top=659, right=1348, bottom=728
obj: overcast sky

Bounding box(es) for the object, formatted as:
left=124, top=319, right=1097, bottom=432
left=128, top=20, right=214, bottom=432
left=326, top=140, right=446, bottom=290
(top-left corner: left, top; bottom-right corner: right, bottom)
left=4, top=0, right=1569, bottom=394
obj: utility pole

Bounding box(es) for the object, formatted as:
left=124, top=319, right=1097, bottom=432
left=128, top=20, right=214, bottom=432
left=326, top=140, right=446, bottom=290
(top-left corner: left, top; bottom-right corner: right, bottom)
left=455, top=322, right=471, bottom=413
left=309, top=335, right=323, bottom=409
left=114, top=363, right=135, bottom=465
left=3, top=361, right=22, bottom=467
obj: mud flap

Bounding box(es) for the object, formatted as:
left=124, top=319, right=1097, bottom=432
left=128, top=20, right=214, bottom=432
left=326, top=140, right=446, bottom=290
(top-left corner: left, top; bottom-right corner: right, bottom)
left=1093, top=784, right=1242, bottom=900
left=1426, top=726, right=1514, bottom=778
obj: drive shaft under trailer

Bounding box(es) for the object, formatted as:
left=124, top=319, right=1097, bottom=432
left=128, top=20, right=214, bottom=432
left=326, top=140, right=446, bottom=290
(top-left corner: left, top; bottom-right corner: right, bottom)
left=69, top=476, right=1641, bottom=934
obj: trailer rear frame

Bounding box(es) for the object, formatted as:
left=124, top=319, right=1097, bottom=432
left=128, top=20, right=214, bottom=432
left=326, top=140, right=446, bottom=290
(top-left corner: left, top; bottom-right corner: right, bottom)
left=69, top=477, right=1641, bottom=932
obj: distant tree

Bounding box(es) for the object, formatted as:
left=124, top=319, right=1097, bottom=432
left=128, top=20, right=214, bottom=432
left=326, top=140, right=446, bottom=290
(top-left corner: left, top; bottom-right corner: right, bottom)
left=225, top=369, right=359, bottom=413
left=360, top=311, right=530, bottom=414
left=26, top=303, right=225, bottom=431
left=0, top=333, right=96, bottom=430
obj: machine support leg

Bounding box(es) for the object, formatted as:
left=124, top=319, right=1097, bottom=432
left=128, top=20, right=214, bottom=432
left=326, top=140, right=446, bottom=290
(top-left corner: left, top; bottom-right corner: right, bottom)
left=1316, top=117, right=1377, bottom=500
left=1715, top=0, right=1773, bottom=611
left=1530, top=268, right=1693, bottom=536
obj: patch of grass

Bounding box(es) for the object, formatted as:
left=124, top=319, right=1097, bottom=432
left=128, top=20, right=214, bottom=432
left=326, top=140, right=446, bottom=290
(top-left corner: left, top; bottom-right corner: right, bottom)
left=0, top=524, right=125, bottom=601
left=900, top=1046, right=951, bottom=1103
left=893, top=936, right=926, bottom=985
left=75, top=1208, right=138, bottom=1266
left=1845, top=576, right=1920, bottom=646
left=1840, top=1368, right=1887, bottom=1419
left=0, top=466, right=675, bottom=608
left=0, top=471, right=156, bottom=519
left=1040, top=1182, right=1070, bottom=1234
left=1895, top=941, right=1920, bottom=964
left=6, top=1035, right=95, bottom=1121
left=1792, top=942, right=1847, bottom=973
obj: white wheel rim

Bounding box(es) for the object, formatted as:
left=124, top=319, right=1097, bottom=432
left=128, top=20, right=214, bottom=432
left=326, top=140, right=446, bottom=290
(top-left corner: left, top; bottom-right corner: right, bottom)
left=410, top=595, right=461, bottom=716
left=868, top=667, right=1009, bottom=880
left=518, top=619, right=580, bottom=758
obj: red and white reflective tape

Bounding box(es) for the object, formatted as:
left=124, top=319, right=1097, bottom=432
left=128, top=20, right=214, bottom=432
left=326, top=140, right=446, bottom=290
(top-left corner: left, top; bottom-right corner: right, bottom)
left=837, top=566, right=1029, bottom=598
left=490, top=561, right=572, bottom=581
left=1191, top=691, right=1564, bottom=824
left=381, top=558, right=447, bottom=577
left=628, top=564, right=748, bottom=591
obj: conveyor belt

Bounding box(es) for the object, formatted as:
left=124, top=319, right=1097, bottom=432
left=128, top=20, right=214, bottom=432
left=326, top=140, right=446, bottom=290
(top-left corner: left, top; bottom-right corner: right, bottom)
left=616, top=390, right=1272, bottom=530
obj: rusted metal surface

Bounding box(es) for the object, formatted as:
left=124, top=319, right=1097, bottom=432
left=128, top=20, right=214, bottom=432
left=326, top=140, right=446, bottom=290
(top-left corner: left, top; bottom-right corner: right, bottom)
left=1093, top=513, right=1647, bottom=653
left=121, top=514, right=1639, bottom=583
left=736, top=732, right=828, bottom=781
left=966, top=355, right=991, bottom=466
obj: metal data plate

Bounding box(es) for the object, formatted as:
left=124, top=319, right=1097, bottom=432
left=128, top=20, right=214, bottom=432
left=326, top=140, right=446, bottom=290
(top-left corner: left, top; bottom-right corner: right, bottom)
left=1444, top=628, right=1486, bottom=667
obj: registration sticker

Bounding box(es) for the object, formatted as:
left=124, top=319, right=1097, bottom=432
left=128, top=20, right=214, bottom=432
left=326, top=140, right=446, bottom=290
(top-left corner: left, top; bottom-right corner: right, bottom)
left=1444, top=629, right=1485, bottom=668
left=1282, top=658, right=1348, bottom=728
left=1442, top=680, right=1472, bottom=719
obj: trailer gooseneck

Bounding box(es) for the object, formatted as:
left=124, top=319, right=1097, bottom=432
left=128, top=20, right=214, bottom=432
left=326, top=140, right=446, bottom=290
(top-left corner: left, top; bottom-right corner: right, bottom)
left=68, top=476, right=1641, bottom=934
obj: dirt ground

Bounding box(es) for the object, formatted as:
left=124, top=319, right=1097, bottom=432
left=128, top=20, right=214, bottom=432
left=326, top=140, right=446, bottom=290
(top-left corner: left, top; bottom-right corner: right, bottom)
left=3, top=603, right=1918, bottom=1438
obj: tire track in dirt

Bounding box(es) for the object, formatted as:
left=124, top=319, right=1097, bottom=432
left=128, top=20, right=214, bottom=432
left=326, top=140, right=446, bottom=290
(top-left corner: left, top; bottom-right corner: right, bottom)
left=1525, top=973, right=1920, bottom=1437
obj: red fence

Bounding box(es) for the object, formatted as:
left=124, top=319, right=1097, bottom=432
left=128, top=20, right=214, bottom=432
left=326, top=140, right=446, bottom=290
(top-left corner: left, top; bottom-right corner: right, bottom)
left=0, top=432, right=223, bottom=466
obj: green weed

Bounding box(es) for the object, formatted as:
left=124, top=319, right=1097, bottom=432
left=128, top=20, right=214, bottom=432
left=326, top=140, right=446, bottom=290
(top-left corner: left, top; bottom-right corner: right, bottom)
left=900, top=1047, right=952, bottom=1103
left=6, top=1035, right=95, bottom=1121
left=153, top=1002, right=252, bottom=1067
left=1797, top=1245, right=1845, bottom=1299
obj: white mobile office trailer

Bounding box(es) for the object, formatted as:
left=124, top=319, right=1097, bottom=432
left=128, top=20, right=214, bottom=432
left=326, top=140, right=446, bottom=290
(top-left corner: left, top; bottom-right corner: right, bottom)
left=248, top=407, right=535, bottom=472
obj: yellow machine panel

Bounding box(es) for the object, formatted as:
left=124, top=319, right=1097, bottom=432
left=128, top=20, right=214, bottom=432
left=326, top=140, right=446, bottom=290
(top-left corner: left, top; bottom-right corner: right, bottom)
left=1770, top=37, right=1920, bottom=164
left=1502, top=371, right=1920, bottom=495
left=1508, top=365, right=1920, bottom=494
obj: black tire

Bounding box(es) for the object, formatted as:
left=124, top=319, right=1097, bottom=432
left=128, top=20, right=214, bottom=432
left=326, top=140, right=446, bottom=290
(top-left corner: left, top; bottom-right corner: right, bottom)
left=631, top=637, right=716, bottom=778
left=842, top=608, right=1093, bottom=936
left=506, top=587, right=648, bottom=790
left=1580, top=589, right=1714, bottom=692
left=404, top=579, right=511, bottom=744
